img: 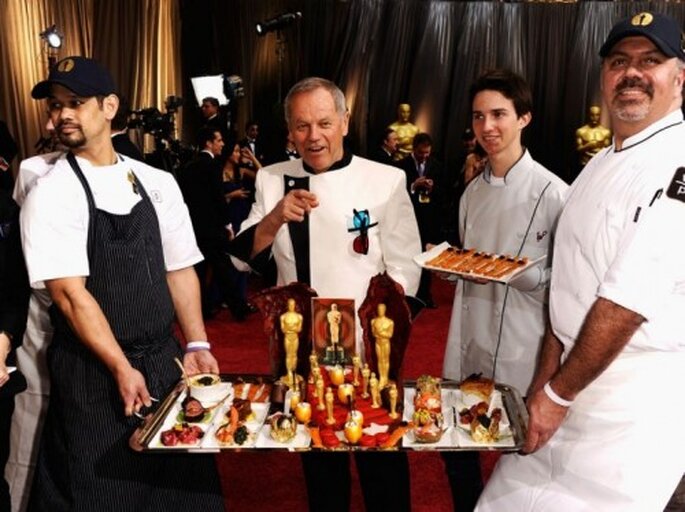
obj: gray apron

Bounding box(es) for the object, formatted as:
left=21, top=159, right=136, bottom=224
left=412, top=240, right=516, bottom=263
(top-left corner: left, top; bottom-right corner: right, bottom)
left=28, top=154, right=223, bottom=511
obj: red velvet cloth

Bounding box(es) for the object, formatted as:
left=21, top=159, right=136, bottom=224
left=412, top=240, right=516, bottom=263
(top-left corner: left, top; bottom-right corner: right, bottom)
left=208, top=278, right=500, bottom=511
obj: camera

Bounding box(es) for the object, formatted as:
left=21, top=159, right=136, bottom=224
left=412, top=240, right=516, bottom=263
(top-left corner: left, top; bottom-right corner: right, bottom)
left=127, top=95, right=193, bottom=176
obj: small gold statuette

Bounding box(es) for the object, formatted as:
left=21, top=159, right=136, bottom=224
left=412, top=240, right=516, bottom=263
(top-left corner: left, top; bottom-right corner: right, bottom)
left=352, top=355, right=361, bottom=386
left=315, top=376, right=325, bottom=411
left=325, top=387, right=336, bottom=425
left=371, top=303, right=394, bottom=390
left=361, top=363, right=371, bottom=399
left=388, top=383, right=399, bottom=419
left=370, top=372, right=380, bottom=409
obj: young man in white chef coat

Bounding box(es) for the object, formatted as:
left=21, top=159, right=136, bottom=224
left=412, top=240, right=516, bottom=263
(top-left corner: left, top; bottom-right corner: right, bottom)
left=441, top=69, right=567, bottom=511
left=477, top=11, right=685, bottom=511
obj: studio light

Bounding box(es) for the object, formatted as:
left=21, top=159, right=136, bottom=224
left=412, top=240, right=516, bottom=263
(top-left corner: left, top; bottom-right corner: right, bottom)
left=255, top=12, right=302, bottom=36
left=40, top=25, right=63, bottom=49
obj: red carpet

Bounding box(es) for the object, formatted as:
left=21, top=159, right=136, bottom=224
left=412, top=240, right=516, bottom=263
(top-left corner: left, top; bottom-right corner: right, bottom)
left=207, top=278, right=499, bottom=511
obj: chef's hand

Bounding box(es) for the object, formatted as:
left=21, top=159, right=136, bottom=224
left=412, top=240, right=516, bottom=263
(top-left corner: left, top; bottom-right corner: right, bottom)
left=522, top=387, right=568, bottom=454
left=276, top=189, right=319, bottom=224
left=115, top=364, right=152, bottom=416
left=184, top=350, right=219, bottom=375
left=0, top=332, right=10, bottom=388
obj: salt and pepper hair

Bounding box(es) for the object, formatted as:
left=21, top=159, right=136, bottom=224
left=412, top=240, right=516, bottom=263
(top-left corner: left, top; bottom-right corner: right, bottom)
left=284, top=77, right=347, bottom=125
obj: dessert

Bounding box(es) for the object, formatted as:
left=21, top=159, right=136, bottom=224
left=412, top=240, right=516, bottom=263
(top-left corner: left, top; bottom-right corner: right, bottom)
left=414, top=375, right=442, bottom=412
left=269, top=413, right=297, bottom=443
left=412, top=409, right=445, bottom=443
left=424, top=246, right=529, bottom=280
left=469, top=408, right=502, bottom=443
left=460, top=374, right=494, bottom=407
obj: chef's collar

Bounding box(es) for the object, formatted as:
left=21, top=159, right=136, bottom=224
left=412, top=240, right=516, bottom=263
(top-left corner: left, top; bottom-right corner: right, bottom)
left=302, top=150, right=352, bottom=175
left=616, top=109, right=683, bottom=152
left=483, top=149, right=531, bottom=186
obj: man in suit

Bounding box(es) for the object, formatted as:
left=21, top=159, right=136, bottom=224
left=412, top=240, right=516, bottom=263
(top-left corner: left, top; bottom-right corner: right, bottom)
left=178, top=127, right=249, bottom=321
left=239, top=120, right=265, bottom=169
left=369, top=128, right=398, bottom=165
left=398, top=132, right=444, bottom=307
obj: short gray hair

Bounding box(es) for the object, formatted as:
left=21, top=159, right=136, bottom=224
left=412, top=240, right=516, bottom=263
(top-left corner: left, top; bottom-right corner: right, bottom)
left=284, top=77, right=347, bottom=125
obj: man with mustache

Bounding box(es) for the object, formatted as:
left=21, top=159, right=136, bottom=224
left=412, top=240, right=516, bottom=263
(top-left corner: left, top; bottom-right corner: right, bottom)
left=19, top=56, right=224, bottom=511
left=476, top=12, right=685, bottom=511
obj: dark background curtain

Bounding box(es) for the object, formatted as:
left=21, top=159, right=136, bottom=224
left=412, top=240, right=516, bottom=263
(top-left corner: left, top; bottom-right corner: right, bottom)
left=4, top=1, right=685, bottom=184
left=178, top=0, right=685, bottom=185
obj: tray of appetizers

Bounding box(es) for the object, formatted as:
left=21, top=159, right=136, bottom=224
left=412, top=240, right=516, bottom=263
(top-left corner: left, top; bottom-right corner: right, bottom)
left=401, top=375, right=528, bottom=451
left=130, top=373, right=528, bottom=452
left=131, top=374, right=277, bottom=453
left=414, top=241, right=546, bottom=284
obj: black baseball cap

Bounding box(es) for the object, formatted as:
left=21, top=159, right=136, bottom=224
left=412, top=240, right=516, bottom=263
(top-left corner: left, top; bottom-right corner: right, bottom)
left=599, top=12, right=685, bottom=61
left=31, top=56, right=117, bottom=99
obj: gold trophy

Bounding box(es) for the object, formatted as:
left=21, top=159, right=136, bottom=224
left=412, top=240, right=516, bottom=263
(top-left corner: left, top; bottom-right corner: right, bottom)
left=352, top=355, right=361, bottom=386
left=325, top=387, right=336, bottom=425
left=371, top=303, right=394, bottom=390
left=280, top=298, right=303, bottom=388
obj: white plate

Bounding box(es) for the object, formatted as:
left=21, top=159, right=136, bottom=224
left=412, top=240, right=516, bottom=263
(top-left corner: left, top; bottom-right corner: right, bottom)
left=255, top=425, right=311, bottom=449
left=414, top=242, right=546, bottom=284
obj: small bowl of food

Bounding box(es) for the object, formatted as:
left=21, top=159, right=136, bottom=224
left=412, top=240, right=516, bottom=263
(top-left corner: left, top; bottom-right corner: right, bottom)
left=269, top=413, right=297, bottom=443
left=412, top=409, right=445, bottom=443
left=189, top=373, right=230, bottom=406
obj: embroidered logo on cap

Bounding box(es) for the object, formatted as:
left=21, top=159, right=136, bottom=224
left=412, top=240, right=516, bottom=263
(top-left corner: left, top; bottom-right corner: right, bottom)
left=57, top=58, right=75, bottom=73
left=631, top=12, right=654, bottom=26
left=666, top=167, right=685, bottom=204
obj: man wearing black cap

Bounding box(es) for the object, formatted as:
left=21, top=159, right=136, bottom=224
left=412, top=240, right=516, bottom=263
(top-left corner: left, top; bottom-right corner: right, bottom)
left=19, top=56, right=224, bottom=510
left=476, top=12, right=685, bottom=511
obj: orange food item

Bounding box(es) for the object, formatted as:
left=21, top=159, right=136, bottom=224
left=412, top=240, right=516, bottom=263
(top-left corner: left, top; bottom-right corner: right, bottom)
left=309, top=427, right=323, bottom=448
left=382, top=425, right=409, bottom=448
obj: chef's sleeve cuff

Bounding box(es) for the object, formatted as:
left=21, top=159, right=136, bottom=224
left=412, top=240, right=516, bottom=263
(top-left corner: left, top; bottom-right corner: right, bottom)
left=227, top=224, right=273, bottom=277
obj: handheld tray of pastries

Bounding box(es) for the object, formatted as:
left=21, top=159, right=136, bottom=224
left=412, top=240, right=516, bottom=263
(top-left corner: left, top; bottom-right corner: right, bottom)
left=414, top=242, right=546, bottom=284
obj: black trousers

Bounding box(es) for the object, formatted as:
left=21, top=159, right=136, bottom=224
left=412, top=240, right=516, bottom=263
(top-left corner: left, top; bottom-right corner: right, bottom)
left=1, top=396, right=16, bottom=512
left=441, top=451, right=483, bottom=512
left=302, top=451, right=411, bottom=512
left=196, top=236, right=247, bottom=318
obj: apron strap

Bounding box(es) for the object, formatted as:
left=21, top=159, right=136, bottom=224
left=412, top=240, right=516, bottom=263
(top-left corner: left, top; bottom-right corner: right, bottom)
left=66, top=152, right=97, bottom=265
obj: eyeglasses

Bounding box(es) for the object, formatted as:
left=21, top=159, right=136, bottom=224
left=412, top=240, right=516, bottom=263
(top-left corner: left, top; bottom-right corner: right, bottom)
left=348, top=209, right=377, bottom=255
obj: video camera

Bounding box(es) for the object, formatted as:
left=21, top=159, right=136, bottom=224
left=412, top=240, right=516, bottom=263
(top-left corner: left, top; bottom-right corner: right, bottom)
left=127, top=95, right=193, bottom=176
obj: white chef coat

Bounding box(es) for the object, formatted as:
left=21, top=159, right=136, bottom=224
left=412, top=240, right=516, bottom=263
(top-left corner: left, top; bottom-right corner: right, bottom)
left=443, top=150, right=567, bottom=394
left=234, top=155, right=421, bottom=352
left=20, top=153, right=202, bottom=288
left=551, top=109, right=685, bottom=353
left=478, top=110, right=685, bottom=512
left=6, top=153, right=60, bottom=512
